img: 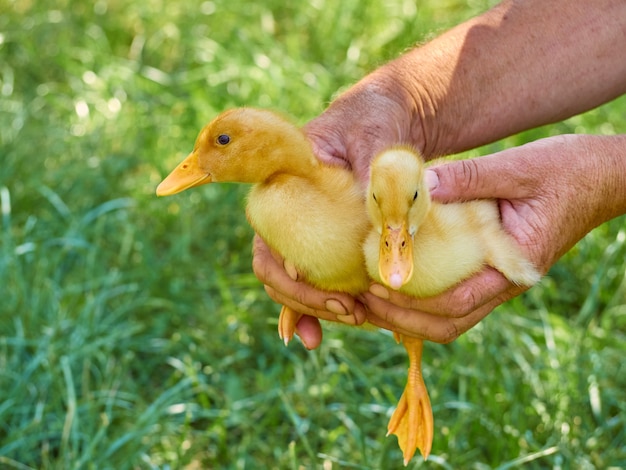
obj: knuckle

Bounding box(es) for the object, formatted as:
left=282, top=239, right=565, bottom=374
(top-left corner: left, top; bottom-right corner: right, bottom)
left=290, top=285, right=313, bottom=308
left=427, top=321, right=460, bottom=344
left=263, top=285, right=279, bottom=303
left=440, top=322, right=461, bottom=343
left=251, top=253, right=269, bottom=282
left=443, top=285, right=476, bottom=318
left=459, top=159, right=481, bottom=193
left=353, top=308, right=366, bottom=326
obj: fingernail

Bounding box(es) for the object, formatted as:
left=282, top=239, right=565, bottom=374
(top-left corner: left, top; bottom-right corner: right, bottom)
left=283, top=259, right=298, bottom=281
left=369, top=283, right=389, bottom=299
left=325, top=299, right=348, bottom=316
left=336, top=314, right=357, bottom=325
left=425, top=169, right=439, bottom=191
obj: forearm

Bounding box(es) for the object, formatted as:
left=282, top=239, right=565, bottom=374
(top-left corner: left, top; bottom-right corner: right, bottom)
left=582, top=134, right=626, bottom=230
left=372, top=0, right=626, bottom=157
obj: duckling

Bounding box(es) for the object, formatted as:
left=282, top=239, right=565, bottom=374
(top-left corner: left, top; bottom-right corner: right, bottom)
left=364, top=146, right=541, bottom=464
left=156, top=108, right=371, bottom=342
left=364, top=146, right=541, bottom=294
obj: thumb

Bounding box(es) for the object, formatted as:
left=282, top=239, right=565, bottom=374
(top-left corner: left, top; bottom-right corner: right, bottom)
left=296, top=315, right=322, bottom=350
left=427, top=155, right=529, bottom=203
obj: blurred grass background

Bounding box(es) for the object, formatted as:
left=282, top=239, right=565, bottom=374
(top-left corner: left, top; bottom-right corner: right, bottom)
left=1, top=0, right=625, bottom=468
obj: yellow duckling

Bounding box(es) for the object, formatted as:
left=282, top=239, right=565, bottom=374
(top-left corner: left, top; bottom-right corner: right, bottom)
left=156, top=108, right=371, bottom=342
left=364, top=147, right=541, bottom=464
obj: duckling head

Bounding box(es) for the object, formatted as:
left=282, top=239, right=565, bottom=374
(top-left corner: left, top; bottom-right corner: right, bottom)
left=367, top=147, right=431, bottom=289
left=156, top=108, right=314, bottom=196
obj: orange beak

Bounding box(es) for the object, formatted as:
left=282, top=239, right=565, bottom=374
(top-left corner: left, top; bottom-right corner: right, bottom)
left=378, top=222, right=414, bottom=290
left=156, top=152, right=211, bottom=196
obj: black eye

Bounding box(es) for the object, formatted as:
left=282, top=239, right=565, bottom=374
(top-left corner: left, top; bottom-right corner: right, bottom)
left=217, top=134, right=230, bottom=145
left=413, top=191, right=418, bottom=201
left=372, top=193, right=377, bottom=202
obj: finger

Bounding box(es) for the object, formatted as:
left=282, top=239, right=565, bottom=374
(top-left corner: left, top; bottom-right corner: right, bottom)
left=427, top=151, right=536, bottom=203
left=308, top=139, right=350, bottom=169
left=353, top=301, right=368, bottom=326
left=366, top=268, right=514, bottom=319
left=253, top=234, right=299, bottom=281
left=264, top=285, right=359, bottom=325
left=295, top=315, right=323, bottom=350
left=303, top=121, right=350, bottom=167
left=253, top=235, right=358, bottom=316
left=363, top=292, right=505, bottom=344
left=251, top=235, right=283, bottom=284
left=264, top=285, right=335, bottom=321
left=361, top=293, right=440, bottom=340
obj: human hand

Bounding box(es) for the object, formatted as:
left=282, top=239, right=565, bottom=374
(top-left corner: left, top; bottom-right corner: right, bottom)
left=252, top=235, right=367, bottom=350
left=251, top=71, right=428, bottom=349
left=363, top=134, right=626, bottom=342
left=303, top=69, right=425, bottom=185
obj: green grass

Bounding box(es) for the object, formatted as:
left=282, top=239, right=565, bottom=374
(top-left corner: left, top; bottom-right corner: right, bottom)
left=1, top=0, right=625, bottom=468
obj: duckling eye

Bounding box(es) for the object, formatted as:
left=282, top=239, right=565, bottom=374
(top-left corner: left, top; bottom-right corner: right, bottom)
left=413, top=191, right=418, bottom=201
left=372, top=193, right=377, bottom=202
left=217, top=134, right=230, bottom=145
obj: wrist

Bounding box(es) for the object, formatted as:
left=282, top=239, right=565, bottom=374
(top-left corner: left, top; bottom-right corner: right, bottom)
left=534, top=134, right=626, bottom=265
left=377, top=13, right=500, bottom=159
left=581, top=134, right=626, bottom=228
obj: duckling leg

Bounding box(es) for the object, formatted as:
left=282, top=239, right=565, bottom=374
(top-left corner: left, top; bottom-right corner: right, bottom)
left=278, top=305, right=302, bottom=346
left=387, top=335, right=433, bottom=465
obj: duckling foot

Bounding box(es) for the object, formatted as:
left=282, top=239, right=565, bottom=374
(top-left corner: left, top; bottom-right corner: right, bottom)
left=278, top=305, right=302, bottom=346
left=387, top=335, right=433, bottom=465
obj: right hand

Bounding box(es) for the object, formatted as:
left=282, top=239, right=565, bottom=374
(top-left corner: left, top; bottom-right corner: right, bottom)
left=304, top=70, right=425, bottom=185
left=363, top=134, right=626, bottom=342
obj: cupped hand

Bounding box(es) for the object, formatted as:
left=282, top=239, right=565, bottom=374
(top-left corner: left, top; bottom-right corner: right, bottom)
left=251, top=235, right=367, bottom=350
left=361, top=270, right=528, bottom=343
left=363, top=134, right=616, bottom=342
left=251, top=74, right=423, bottom=349
left=253, top=128, right=621, bottom=345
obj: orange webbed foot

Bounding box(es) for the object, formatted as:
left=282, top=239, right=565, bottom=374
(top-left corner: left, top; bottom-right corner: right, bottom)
left=278, top=305, right=302, bottom=346
left=387, top=335, right=433, bottom=465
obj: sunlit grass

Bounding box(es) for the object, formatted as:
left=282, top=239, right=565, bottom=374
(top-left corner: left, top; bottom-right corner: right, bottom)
left=1, top=0, right=625, bottom=468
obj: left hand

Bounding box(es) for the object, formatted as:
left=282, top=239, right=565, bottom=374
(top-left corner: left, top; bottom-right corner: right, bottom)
left=252, top=235, right=367, bottom=350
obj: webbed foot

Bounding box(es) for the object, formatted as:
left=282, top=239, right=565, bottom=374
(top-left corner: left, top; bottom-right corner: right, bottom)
left=387, top=335, right=433, bottom=465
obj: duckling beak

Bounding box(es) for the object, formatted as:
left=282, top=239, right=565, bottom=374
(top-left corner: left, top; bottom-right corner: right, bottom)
left=156, top=152, right=211, bottom=196
left=379, top=222, right=414, bottom=290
